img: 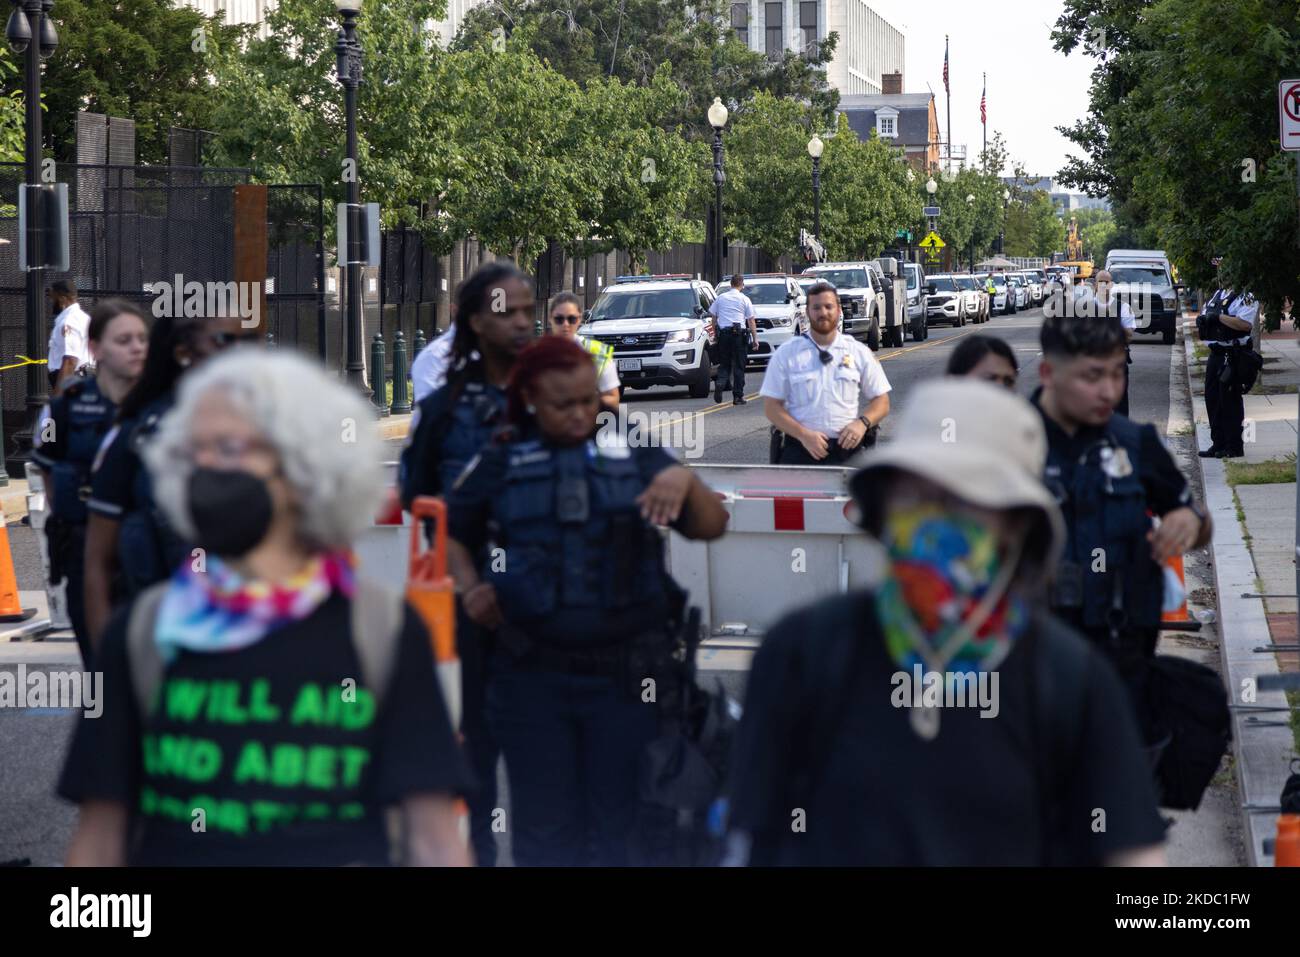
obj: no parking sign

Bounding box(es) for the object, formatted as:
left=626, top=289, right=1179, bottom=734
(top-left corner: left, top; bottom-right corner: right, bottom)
left=1279, top=79, right=1300, bottom=151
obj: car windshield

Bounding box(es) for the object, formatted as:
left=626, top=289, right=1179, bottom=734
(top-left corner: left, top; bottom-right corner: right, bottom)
left=954, top=276, right=977, bottom=290
left=1110, top=265, right=1171, bottom=286
left=905, top=268, right=919, bottom=290
left=807, top=268, right=869, bottom=288
left=740, top=282, right=791, bottom=305
left=929, top=276, right=958, bottom=292
left=991, top=275, right=1007, bottom=288
left=589, top=287, right=697, bottom=321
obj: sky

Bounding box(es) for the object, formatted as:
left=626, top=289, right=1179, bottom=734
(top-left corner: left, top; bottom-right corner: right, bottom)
left=865, top=0, right=1096, bottom=184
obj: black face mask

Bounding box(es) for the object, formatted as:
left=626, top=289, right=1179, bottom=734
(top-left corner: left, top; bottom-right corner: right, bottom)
left=187, top=467, right=274, bottom=558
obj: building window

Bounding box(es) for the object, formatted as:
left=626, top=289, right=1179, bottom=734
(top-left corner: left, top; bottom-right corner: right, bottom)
left=765, top=2, right=783, bottom=59
left=800, top=1, right=817, bottom=54
left=732, top=3, right=749, bottom=46
left=880, top=116, right=895, bottom=137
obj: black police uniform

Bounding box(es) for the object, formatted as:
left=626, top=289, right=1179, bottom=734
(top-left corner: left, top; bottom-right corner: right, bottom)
left=447, top=434, right=688, bottom=867
left=1033, top=393, right=1196, bottom=698
left=399, top=374, right=507, bottom=867
left=1200, top=289, right=1253, bottom=458
left=87, top=393, right=190, bottom=599
left=31, top=376, right=117, bottom=663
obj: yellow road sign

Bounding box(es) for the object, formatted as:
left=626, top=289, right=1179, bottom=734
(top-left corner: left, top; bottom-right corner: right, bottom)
left=919, top=231, right=945, bottom=249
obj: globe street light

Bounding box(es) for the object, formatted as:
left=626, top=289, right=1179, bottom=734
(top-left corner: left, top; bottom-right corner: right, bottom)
left=966, top=194, right=975, bottom=272
left=926, top=177, right=937, bottom=195
left=807, top=133, right=823, bottom=241
left=335, top=0, right=366, bottom=392
left=708, top=97, right=729, bottom=285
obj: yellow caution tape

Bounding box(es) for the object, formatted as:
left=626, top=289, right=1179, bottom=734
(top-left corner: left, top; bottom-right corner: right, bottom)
left=0, top=355, right=48, bottom=373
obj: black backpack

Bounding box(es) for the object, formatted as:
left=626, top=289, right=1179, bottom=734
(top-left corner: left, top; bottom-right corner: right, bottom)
left=1140, top=654, right=1231, bottom=811
left=629, top=607, right=741, bottom=866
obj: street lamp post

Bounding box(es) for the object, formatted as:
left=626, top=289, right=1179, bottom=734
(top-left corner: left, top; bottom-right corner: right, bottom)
left=925, top=176, right=938, bottom=268
left=708, top=97, right=728, bottom=286
left=5, top=0, right=58, bottom=484
left=335, top=0, right=366, bottom=392
left=966, top=194, right=975, bottom=271
left=999, top=189, right=1010, bottom=256
left=807, top=134, right=823, bottom=241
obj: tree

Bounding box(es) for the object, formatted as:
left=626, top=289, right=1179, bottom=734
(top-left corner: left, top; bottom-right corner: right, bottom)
left=724, top=92, right=814, bottom=259
left=817, top=113, right=920, bottom=261
left=34, top=0, right=244, bottom=163
left=453, top=0, right=839, bottom=139
left=0, top=51, right=24, bottom=164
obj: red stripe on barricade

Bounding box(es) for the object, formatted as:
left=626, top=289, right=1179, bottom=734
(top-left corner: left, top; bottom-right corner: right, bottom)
left=773, top=497, right=806, bottom=531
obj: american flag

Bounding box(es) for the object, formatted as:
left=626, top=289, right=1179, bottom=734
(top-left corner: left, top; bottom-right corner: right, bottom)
left=981, top=79, right=986, bottom=125
left=943, top=37, right=949, bottom=93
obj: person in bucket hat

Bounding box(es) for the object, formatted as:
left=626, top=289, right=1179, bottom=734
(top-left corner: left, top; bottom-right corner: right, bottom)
left=723, top=379, right=1166, bottom=867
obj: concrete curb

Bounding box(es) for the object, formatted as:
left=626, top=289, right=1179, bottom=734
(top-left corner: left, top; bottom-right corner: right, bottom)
left=1183, top=329, right=1296, bottom=866
left=377, top=414, right=412, bottom=443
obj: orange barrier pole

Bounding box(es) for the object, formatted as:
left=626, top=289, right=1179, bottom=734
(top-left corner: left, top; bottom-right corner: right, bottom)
left=1276, top=815, right=1300, bottom=866
left=1162, top=553, right=1188, bottom=623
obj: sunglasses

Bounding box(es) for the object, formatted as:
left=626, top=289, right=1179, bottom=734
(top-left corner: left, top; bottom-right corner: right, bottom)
left=212, top=331, right=264, bottom=346
left=551, top=313, right=581, bottom=325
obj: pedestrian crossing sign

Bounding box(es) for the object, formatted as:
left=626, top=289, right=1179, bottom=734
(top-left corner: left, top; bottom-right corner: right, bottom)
left=919, top=231, right=945, bottom=249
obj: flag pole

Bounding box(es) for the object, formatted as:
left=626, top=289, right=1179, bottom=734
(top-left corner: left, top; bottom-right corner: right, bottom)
left=945, top=35, right=951, bottom=175
left=982, top=72, right=987, bottom=156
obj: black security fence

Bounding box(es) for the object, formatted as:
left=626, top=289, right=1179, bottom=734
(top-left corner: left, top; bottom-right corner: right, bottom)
left=0, top=164, right=328, bottom=422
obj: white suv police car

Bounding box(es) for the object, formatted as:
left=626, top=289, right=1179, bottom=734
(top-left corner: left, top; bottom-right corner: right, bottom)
left=800, top=262, right=886, bottom=349
left=579, top=275, right=719, bottom=398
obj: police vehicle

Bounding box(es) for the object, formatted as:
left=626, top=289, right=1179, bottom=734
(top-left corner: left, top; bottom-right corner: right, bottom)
left=578, top=275, right=719, bottom=398
left=1103, top=249, right=1183, bottom=345
left=800, top=261, right=888, bottom=350
left=953, top=274, right=989, bottom=324
left=712, top=274, right=802, bottom=366
left=903, top=263, right=928, bottom=336
left=923, top=274, right=969, bottom=326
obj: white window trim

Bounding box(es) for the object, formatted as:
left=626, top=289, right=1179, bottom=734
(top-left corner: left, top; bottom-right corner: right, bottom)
left=876, top=107, right=899, bottom=140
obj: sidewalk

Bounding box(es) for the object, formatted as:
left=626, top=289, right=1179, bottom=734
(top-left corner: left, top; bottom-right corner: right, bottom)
left=1185, top=320, right=1300, bottom=866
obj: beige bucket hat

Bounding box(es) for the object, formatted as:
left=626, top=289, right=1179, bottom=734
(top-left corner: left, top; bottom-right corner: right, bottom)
left=849, top=377, right=1066, bottom=577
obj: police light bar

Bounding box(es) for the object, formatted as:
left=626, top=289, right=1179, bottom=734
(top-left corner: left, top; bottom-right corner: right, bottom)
left=613, top=273, right=692, bottom=283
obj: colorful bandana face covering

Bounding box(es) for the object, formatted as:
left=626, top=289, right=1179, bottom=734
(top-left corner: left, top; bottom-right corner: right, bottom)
left=875, top=504, right=1028, bottom=738
left=153, top=551, right=356, bottom=664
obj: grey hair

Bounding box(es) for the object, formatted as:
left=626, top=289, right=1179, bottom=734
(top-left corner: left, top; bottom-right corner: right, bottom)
left=144, top=347, right=384, bottom=552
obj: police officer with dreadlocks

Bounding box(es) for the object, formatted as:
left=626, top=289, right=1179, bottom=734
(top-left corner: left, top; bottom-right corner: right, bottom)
left=400, top=261, right=536, bottom=867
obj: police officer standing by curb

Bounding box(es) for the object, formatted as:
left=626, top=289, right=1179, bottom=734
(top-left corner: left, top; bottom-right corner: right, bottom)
left=1198, top=264, right=1257, bottom=460
left=1091, top=270, right=1136, bottom=417
left=762, top=280, right=891, bottom=465
left=1032, top=312, right=1212, bottom=705
left=708, top=274, right=758, bottom=405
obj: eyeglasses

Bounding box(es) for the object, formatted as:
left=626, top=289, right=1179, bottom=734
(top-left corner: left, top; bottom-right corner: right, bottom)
left=182, top=435, right=276, bottom=469
left=551, top=314, right=581, bottom=325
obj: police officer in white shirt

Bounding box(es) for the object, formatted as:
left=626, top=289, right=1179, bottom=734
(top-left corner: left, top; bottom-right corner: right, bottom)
left=412, top=322, right=456, bottom=403
left=46, top=279, right=91, bottom=393
left=1091, top=270, right=1136, bottom=416
left=1201, top=284, right=1257, bottom=459
left=708, top=274, right=759, bottom=405
left=762, top=280, right=891, bottom=465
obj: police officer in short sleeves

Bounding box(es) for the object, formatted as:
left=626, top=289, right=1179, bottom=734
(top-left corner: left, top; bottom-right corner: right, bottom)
left=762, top=280, right=891, bottom=465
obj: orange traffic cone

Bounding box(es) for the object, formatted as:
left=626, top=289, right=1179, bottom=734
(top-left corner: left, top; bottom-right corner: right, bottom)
left=405, top=496, right=468, bottom=841
left=0, top=503, right=36, bottom=623
left=1277, top=815, right=1300, bottom=866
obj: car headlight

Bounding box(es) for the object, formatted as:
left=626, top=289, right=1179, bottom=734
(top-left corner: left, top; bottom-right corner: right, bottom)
left=1162, top=295, right=1176, bottom=310
left=774, top=316, right=791, bottom=327
left=667, top=328, right=697, bottom=343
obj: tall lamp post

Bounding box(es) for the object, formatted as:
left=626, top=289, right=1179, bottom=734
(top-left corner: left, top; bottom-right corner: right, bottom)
left=807, top=133, right=823, bottom=241
left=334, top=0, right=366, bottom=391
left=999, top=189, right=1010, bottom=255
left=925, top=176, right=938, bottom=269
left=966, top=193, right=975, bottom=271
left=708, top=97, right=728, bottom=286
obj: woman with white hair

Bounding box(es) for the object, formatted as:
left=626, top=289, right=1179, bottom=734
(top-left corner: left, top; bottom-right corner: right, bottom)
left=59, top=348, right=473, bottom=866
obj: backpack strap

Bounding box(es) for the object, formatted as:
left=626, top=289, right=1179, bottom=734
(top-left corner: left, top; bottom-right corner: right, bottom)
left=349, top=577, right=407, bottom=714
left=127, top=583, right=170, bottom=722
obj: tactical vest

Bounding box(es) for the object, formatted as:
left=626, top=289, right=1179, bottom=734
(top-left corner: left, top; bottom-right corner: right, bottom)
left=1044, top=414, right=1163, bottom=640
left=438, top=381, right=508, bottom=493
left=483, top=438, right=672, bottom=646
left=50, top=378, right=116, bottom=524
left=118, top=395, right=190, bottom=596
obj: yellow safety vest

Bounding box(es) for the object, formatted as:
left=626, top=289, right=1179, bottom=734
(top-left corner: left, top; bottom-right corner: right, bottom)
left=575, top=334, right=614, bottom=376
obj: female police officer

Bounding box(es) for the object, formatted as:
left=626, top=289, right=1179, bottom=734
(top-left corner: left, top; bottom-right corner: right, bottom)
left=444, top=336, right=727, bottom=866
left=82, top=310, right=250, bottom=648
left=399, top=261, right=535, bottom=867
left=33, top=300, right=148, bottom=663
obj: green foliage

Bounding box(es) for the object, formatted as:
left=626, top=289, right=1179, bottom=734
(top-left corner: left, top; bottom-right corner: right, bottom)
left=1053, top=0, right=1300, bottom=327
left=39, top=0, right=245, bottom=163
left=453, top=0, right=839, bottom=139
left=0, top=50, right=24, bottom=165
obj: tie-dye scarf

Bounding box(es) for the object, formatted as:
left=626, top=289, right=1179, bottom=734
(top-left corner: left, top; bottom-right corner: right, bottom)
left=875, top=504, right=1028, bottom=676
left=153, top=551, right=356, bottom=663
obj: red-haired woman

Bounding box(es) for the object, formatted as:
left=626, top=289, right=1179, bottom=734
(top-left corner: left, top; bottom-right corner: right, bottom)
left=444, top=336, right=727, bottom=866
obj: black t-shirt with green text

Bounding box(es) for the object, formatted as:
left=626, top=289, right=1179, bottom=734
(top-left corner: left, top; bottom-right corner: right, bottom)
left=59, top=591, right=473, bottom=866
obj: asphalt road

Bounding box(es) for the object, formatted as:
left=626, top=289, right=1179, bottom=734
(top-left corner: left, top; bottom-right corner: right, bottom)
left=0, top=303, right=1191, bottom=866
